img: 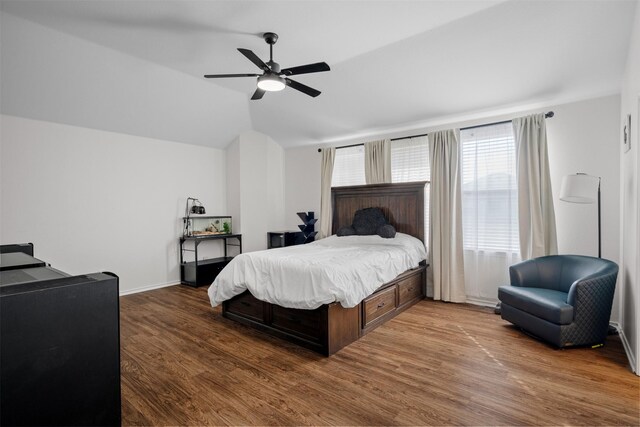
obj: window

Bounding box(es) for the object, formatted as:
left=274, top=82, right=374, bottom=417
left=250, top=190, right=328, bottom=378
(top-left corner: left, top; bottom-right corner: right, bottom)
left=331, top=145, right=365, bottom=187
left=391, top=136, right=430, bottom=245
left=461, top=122, right=520, bottom=303
left=391, top=136, right=429, bottom=183
left=460, top=122, right=518, bottom=253
left=330, top=138, right=430, bottom=245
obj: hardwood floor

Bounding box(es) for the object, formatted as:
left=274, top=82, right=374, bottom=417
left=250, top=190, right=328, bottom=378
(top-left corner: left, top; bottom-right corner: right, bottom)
left=120, top=285, right=639, bottom=426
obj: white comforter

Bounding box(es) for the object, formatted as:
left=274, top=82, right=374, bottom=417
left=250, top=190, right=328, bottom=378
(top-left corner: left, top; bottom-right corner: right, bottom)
left=207, top=233, right=426, bottom=309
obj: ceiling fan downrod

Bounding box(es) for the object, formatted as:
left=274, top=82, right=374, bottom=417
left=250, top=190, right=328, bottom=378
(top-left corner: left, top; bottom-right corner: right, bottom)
left=264, top=32, right=278, bottom=69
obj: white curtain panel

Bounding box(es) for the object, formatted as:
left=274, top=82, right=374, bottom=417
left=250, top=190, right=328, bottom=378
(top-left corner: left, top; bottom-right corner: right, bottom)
left=460, top=122, right=521, bottom=304
left=464, top=251, right=520, bottom=304
left=319, top=147, right=336, bottom=239
left=429, top=129, right=466, bottom=303
left=513, top=114, right=558, bottom=259
left=364, top=139, right=391, bottom=184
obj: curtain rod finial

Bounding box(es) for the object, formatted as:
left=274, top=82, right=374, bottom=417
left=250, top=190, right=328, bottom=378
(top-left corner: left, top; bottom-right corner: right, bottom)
left=545, top=111, right=554, bottom=118
left=318, top=148, right=322, bottom=152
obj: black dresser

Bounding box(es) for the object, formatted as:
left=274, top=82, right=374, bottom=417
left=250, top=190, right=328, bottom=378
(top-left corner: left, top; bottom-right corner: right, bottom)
left=0, top=244, right=121, bottom=426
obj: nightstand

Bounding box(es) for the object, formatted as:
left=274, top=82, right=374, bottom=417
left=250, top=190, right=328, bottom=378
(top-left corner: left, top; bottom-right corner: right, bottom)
left=267, top=231, right=304, bottom=249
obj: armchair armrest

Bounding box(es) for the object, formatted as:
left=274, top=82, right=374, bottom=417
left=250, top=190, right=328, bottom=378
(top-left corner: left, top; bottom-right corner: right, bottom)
left=567, top=270, right=617, bottom=308
left=565, top=270, right=617, bottom=341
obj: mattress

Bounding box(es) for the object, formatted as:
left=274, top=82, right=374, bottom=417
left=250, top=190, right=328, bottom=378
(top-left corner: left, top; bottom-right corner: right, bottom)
left=207, top=232, right=426, bottom=309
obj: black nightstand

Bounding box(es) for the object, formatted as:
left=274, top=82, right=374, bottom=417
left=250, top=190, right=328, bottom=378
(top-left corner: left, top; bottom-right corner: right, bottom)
left=267, top=231, right=305, bottom=249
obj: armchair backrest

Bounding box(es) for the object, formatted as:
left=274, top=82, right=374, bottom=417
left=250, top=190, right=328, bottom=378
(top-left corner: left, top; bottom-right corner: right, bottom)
left=510, top=255, right=618, bottom=293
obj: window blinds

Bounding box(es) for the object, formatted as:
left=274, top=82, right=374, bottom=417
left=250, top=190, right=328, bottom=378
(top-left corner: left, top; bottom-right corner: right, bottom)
left=460, top=122, right=519, bottom=253
left=391, top=136, right=430, bottom=245
left=331, top=145, right=365, bottom=187
left=391, top=136, right=430, bottom=183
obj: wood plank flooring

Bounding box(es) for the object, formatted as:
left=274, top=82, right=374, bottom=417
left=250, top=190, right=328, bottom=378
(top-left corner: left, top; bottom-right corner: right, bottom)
left=120, top=285, right=639, bottom=426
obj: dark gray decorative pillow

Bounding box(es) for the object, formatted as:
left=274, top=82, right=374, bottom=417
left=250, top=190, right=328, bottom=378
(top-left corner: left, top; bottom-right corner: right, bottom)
left=336, top=207, right=397, bottom=238
left=352, top=207, right=387, bottom=235
left=376, top=224, right=397, bottom=239
left=336, top=226, right=356, bottom=236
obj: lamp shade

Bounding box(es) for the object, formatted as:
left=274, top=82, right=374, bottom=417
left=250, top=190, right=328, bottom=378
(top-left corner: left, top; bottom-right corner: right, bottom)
left=559, top=173, right=599, bottom=204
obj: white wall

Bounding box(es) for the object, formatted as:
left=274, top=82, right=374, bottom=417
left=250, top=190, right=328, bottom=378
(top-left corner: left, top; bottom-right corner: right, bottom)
left=619, top=3, right=640, bottom=375
left=285, top=94, right=622, bottom=306
left=547, top=96, right=621, bottom=259
left=227, top=130, right=285, bottom=253
left=284, top=147, right=321, bottom=230
left=226, top=137, right=241, bottom=235
left=0, top=115, right=226, bottom=294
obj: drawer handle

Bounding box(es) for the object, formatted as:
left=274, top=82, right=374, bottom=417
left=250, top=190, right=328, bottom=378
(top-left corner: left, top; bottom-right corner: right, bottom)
left=377, top=302, right=386, bottom=308
left=407, top=287, right=414, bottom=292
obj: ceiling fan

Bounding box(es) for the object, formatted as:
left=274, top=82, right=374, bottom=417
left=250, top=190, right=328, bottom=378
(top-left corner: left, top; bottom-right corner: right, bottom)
left=204, top=32, right=330, bottom=100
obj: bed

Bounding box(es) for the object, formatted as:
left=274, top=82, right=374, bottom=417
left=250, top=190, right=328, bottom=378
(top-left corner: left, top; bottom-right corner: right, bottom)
left=214, top=181, right=428, bottom=355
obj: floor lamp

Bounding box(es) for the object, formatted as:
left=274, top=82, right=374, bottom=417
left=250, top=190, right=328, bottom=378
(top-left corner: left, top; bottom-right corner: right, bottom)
left=559, top=173, right=601, bottom=258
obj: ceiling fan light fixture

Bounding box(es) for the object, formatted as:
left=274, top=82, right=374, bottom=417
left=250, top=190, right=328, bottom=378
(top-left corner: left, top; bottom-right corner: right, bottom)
left=257, top=74, right=286, bottom=92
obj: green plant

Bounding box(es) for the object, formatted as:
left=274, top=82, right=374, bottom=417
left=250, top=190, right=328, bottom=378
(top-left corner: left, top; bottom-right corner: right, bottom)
left=223, top=222, right=230, bottom=233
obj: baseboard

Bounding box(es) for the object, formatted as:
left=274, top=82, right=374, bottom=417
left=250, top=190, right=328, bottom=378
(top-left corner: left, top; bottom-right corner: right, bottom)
left=610, top=321, right=638, bottom=375
left=465, top=296, right=498, bottom=308
left=119, top=281, right=179, bottom=296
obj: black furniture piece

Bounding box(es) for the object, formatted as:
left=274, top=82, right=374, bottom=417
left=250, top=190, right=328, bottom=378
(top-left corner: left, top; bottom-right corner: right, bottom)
left=0, top=242, right=34, bottom=256
left=180, top=234, right=242, bottom=287
left=267, top=212, right=318, bottom=249
left=498, top=255, right=618, bottom=348
left=0, top=251, right=47, bottom=271
left=0, top=243, right=46, bottom=272
left=296, top=211, right=318, bottom=243
left=0, top=265, right=69, bottom=285
left=267, top=231, right=304, bottom=249
left=0, top=246, right=121, bottom=426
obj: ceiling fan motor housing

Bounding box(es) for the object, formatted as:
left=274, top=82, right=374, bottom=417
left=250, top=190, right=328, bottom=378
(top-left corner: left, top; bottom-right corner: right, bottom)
left=263, top=32, right=279, bottom=45
left=267, top=60, right=280, bottom=73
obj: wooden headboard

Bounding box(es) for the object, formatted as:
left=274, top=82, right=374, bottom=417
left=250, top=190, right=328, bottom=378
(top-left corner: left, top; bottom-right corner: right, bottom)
left=331, top=182, right=427, bottom=242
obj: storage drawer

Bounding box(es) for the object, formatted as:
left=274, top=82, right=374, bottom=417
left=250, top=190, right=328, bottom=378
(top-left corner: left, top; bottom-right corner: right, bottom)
left=363, top=285, right=397, bottom=327
left=271, top=305, right=323, bottom=342
left=225, top=292, right=264, bottom=322
left=398, top=273, right=423, bottom=306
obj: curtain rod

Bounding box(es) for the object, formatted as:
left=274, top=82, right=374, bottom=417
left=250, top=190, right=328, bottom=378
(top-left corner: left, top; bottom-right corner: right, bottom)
left=318, top=111, right=554, bottom=152
left=460, top=111, right=555, bottom=132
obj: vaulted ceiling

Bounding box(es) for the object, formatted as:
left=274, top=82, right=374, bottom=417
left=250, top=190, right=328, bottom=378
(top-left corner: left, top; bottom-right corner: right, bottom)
left=1, top=0, right=636, bottom=148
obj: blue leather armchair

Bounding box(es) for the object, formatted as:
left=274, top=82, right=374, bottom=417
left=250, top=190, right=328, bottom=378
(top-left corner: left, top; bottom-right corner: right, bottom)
left=498, top=255, right=618, bottom=347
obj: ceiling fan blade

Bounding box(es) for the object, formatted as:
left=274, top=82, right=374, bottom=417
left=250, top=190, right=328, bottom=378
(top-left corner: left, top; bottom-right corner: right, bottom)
left=204, top=73, right=259, bottom=78
left=282, top=62, right=330, bottom=76
left=285, top=78, right=321, bottom=97
left=238, top=48, right=269, bottom=71
left=251, top=88, right=266, bottom=100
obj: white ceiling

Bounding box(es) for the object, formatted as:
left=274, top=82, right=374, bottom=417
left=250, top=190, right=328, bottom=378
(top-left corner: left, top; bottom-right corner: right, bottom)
left=0, top=0, right=637, bottom=148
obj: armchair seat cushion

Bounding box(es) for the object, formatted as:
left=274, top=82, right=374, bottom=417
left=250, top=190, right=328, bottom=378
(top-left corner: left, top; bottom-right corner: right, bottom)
left=498, top=286, right=574, bottom=325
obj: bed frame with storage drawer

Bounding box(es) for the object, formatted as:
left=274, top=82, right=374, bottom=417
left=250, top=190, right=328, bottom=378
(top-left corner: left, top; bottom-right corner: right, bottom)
left=222, top=181, right=429, bottom=356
